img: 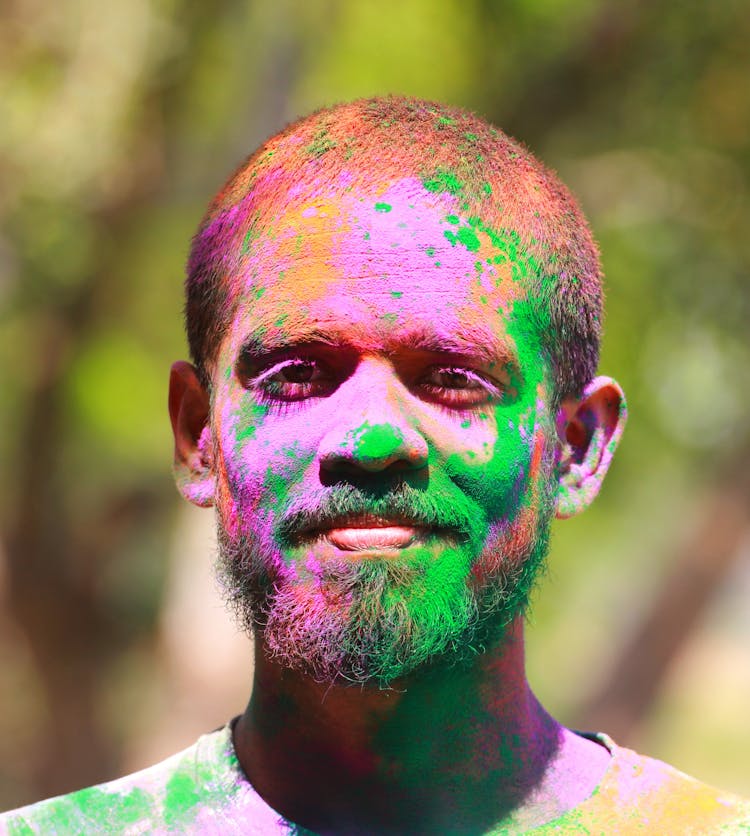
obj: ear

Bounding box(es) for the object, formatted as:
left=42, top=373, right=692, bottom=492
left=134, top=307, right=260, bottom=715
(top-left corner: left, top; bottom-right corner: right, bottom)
left=555, top=376, right=627, bottom=519
left=168, top=361, right=214, bottom=507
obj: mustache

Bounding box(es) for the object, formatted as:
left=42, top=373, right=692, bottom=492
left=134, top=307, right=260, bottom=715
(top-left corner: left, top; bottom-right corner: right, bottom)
left=276, top=482, right=481, bottom=545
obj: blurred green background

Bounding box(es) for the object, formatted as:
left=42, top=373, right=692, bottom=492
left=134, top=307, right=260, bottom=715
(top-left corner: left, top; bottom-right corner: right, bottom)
left=1, top=0, right=749, bottom=809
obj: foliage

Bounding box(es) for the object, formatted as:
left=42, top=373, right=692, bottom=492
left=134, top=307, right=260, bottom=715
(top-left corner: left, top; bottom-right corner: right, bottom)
left=1, top=0, right=749, bottom=807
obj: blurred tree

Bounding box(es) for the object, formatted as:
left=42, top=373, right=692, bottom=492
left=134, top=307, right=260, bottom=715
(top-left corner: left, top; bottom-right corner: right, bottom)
left=0, top=0, right=318, bottom=802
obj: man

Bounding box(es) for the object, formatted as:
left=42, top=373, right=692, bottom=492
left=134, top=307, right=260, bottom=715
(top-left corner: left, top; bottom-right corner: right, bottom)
left=2, top=96, right=748, bottom=834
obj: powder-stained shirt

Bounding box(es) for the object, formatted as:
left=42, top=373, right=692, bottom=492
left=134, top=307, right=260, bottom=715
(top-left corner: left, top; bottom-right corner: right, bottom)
left=1, top=724, right=748, bottom=834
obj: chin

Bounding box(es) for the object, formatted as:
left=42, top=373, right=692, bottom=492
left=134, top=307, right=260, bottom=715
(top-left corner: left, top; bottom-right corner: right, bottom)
left=216, top=516, right=552, bottom=686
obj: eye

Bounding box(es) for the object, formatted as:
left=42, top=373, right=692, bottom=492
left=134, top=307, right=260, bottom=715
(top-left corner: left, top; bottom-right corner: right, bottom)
left=420, top=366, right=503, bottom=407
left=430, top=369, right=483, bottom=389
left=249, top=358, right=334, bottom=402
left=274, top=360, right=318, bottom=384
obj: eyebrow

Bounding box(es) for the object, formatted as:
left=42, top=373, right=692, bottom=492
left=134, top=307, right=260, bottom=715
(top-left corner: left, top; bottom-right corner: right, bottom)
left=391, top=324, right=518, bottom=369
left=237, top=321, right=518, bottom=370
left=237, top=325, right=342, bottom=359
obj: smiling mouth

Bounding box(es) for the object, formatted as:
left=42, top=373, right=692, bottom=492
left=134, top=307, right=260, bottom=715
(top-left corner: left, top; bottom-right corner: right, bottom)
left=324, top=525, right=426, bottom=551
left=305, top=514, right=431, bottom=552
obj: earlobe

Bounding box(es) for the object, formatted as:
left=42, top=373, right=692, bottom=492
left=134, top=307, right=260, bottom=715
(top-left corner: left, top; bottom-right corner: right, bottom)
left=168, top=361, right=215, bottom=508
left=555, top=376, right=627, bottom=519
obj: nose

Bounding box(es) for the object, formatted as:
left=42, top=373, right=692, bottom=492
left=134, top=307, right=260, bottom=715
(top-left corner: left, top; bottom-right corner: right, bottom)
left=318, top=364, right=429, bottom=475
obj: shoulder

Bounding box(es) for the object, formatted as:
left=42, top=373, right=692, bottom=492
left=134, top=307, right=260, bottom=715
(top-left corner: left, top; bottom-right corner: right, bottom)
left=0, top=723, right=289, bottom=835
left=539, top=733, right=750, bottom=835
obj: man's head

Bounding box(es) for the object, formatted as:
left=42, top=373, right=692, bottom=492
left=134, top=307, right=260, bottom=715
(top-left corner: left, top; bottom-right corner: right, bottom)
left=168, top=96, right=626, bottom=686
left=186, top=96, right=603, bottom=404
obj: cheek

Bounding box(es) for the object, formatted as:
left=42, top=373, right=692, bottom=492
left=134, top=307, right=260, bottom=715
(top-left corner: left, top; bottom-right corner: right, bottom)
left=214, top=394, right=315, bottom=533
left=468, top=429, right=550, bottom=584
left=444, top=407, right=540, bottom=518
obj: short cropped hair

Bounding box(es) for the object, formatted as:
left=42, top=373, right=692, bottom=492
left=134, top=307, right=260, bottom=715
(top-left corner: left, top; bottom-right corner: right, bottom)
left=186, top=96, right=602, bottom=401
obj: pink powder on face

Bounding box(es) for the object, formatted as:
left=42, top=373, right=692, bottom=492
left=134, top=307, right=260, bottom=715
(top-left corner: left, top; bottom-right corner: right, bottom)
left=213, top=181, right=553, bottom=534
left=203, top=165, right=564, bottom=687
left=224, top=176, right=529, bottom=361
left=333, top=178, right=479, bottom=282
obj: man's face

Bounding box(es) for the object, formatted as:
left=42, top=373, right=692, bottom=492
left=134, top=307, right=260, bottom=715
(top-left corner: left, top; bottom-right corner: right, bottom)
left=209, top=176, right=560, bottom=685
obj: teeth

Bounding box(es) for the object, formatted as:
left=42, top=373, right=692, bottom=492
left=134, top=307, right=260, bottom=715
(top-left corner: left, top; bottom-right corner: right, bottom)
left=326, top=526, right=421, bottom=551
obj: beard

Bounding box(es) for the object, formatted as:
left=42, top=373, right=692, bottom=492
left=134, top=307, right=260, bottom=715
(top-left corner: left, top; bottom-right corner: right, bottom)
left=216, top=479, right=555, bottom=687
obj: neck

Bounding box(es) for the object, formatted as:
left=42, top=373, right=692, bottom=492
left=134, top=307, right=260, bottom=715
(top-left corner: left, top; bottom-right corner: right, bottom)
left=232, top=618, right=610, bottom=834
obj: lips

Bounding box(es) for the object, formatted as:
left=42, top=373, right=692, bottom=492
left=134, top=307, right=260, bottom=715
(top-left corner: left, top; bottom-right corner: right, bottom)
left=325, top=525, right=424, bottom=551
left=306, top=514, right=429, bottom=552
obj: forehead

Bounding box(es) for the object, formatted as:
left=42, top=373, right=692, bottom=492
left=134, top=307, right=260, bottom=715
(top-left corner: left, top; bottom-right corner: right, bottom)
left=221, top=177, right=541, bottom=360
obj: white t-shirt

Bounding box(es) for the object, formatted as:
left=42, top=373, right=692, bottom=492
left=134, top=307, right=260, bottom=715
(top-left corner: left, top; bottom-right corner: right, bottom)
left=2, top=723, right=748, bottom=834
